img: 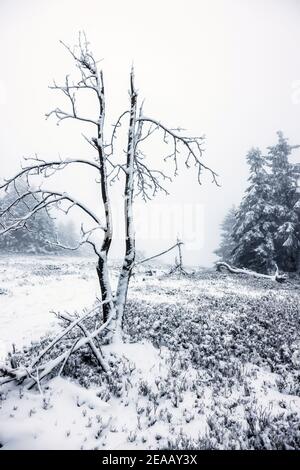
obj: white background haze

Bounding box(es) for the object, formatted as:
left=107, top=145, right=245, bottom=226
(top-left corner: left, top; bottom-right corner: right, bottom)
left=0, top=0, right=300, bottom=265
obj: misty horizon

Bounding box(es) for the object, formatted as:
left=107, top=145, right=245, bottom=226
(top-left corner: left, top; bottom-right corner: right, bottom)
left=1, top=0, right=300, bottom=266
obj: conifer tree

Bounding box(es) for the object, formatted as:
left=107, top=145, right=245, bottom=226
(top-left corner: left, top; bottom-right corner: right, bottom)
left=266, top=132, right=300, bottom=271
left=0, top=184, right=58, bottom=253
left=214, top=205, right=236, bottom=263
left=232, top=147, right=275, bottom=273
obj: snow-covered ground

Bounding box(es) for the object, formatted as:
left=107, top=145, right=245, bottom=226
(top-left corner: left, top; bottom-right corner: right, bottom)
left=0, top=255, right=100, bottom=359
left=0, top=255, right=300, bottom=450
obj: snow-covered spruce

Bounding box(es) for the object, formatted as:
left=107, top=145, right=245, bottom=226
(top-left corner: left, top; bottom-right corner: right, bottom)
left=227, top=135, right=300, bottom=274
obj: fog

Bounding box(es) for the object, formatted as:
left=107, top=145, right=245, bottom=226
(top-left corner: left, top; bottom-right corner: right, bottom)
left=0, top=0, right=300, bottom=266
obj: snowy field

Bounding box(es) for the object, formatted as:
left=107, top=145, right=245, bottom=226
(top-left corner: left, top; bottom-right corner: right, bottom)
left=0, top=255, right=300, bottom=450
left=0, top=255, right=101, bottom=360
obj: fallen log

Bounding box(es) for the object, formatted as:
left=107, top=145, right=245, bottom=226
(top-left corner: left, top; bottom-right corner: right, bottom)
left=58, top=312, right=108, bottom=373
left=31, top=306, right=99, bottom=369
left=216, top=261, right=287, bottom=283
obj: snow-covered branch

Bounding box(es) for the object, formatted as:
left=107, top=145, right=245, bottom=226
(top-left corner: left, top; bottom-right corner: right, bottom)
left=136, top=116, right=219, bottom=185
left=45, top=225, right=102, bottom=256
left=46, top=107, right=98, bottom=127
left=134, top=154, right=172, bottom=200
left=134, top=241, right=183, bottom=267
left=0, top=158, right=100, bottom=192
left=0, top=188, right=105, bottom=236
left=0, top=300, right=116, bottom=387
left=46, top=33, right=104, bottom=130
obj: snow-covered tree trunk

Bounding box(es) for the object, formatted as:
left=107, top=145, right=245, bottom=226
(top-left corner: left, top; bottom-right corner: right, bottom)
left=92, top=70, right=115, bottom=324
left=114, top=70, right=137, bottom=341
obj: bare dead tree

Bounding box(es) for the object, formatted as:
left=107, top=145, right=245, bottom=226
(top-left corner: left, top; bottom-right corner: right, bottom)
left=0, top=34, right=218, bottom=384
left=168, top=238, right=188, bottom=276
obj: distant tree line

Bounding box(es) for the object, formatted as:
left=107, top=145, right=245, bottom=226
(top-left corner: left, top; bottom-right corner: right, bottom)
left=215, top=132, right=300, bottom=273
left=0, top=184, right=78, bottom=254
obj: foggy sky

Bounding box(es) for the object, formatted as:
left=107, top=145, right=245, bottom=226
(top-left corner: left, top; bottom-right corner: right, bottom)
left=0, top=0, right=300, bottom=266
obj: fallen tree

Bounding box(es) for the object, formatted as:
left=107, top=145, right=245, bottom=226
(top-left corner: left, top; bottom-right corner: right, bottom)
left=216, top=261, right=287, bottom=283
left=0, top=305, right=110, bottom=388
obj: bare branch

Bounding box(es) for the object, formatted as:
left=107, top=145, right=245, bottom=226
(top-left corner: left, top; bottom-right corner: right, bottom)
left=46, top=107, right=98, bottom=127
left=134, top=241, right=183, bottom=267
left=0, top=158, right=100, bottom=191
left=134, top=154, right=171, bottom=200
left=0, top=189, right=105, bottom=236
left=136, top=116, right=219, bottom=185
left=45, top=224, right=102, bottom=256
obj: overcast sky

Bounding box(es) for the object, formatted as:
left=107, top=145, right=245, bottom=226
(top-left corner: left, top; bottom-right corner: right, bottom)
left=1, top=0, right=300, bottom=266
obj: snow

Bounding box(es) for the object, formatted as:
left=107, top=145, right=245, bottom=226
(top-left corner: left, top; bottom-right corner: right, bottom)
left=0, top=377, right=111, bottom=450
left=0, top=255, right=300, bottom=450
left=0, top=255, right=100, bottom=359
left=106, top=341, right=160, bottom=376
left=0, top=340, right=209, bottom=450
left=244, top=364, right=300, bottom=415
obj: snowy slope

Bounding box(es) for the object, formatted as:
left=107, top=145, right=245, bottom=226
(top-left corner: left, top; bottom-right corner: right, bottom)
left=1, top=256, right=300, bottom=450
